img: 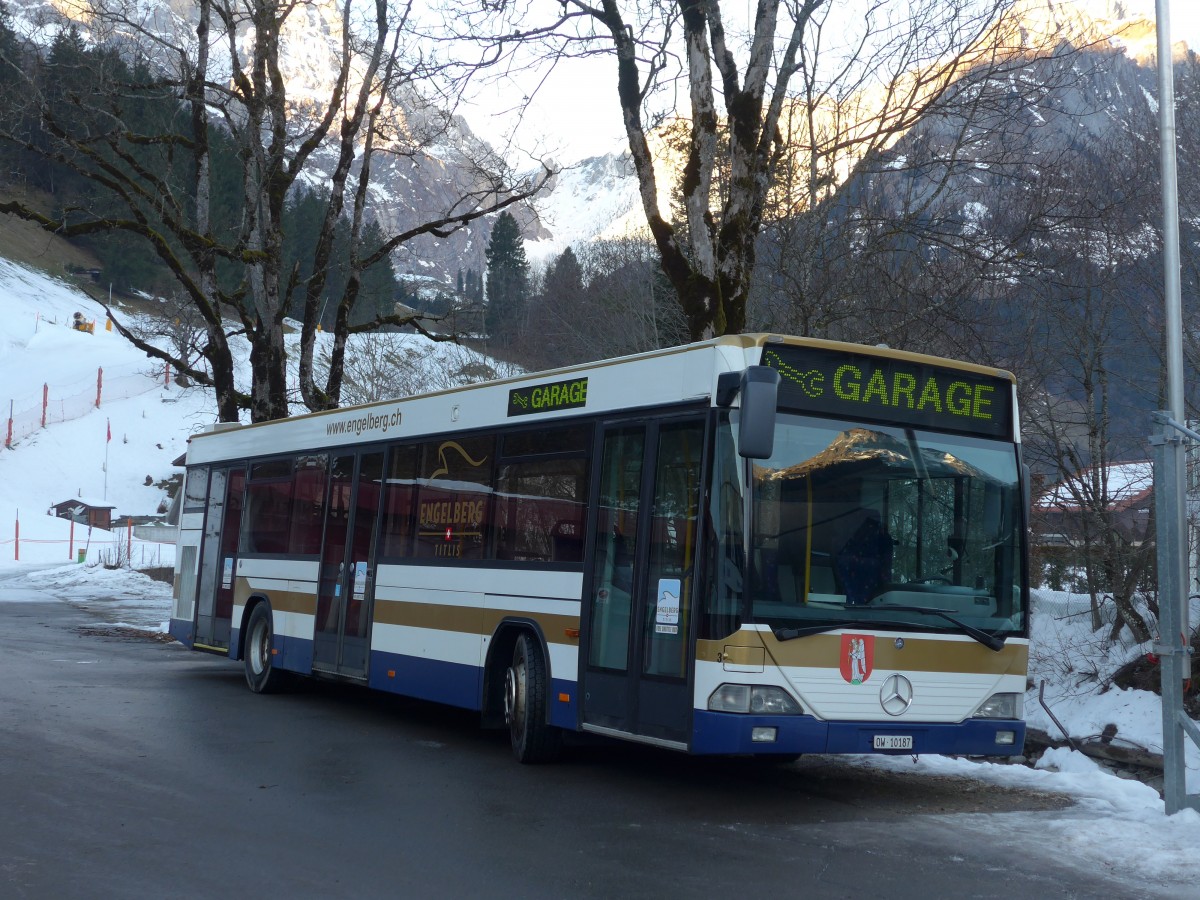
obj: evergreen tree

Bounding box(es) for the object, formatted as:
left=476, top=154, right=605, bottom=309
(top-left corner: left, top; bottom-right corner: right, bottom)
left=543, top=246, right=584, bottom=300
left=352, top=219, right=400, bottom=326
left=41, top=25, right=93, bottom=199
left=463, top=268, right=484, bottom=306
left=484, top=211, right=529, bottom=342
left=282, top=188, right=398, bottom=329
left=0, top=2, right=24, bottom=184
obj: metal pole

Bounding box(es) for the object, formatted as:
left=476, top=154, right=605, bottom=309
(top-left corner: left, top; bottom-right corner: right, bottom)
left=1153, top=0, right=1197, bottom=816
left=1158, top=4, right=1184, bottom=422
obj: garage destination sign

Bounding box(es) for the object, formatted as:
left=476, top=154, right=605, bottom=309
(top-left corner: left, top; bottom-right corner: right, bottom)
left=762, top=346, right=1013, bottom=439
left=508, top=377, right=589, bottom=417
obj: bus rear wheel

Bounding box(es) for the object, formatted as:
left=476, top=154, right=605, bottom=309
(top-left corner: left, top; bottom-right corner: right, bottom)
left=244, top=603, right=288, bottom=694
left=504, top=633, right=561, bottom=764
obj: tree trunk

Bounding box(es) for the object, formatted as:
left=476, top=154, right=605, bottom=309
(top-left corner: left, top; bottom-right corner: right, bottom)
left=248, top=323, right=289, bottom=422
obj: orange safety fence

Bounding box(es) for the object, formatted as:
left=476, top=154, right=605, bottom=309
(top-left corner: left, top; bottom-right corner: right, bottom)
left=4, top=363, right=173, bottom=449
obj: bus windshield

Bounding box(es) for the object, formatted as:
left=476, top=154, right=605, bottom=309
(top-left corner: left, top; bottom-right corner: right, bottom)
left=738, top=414, right=1026, bottom=639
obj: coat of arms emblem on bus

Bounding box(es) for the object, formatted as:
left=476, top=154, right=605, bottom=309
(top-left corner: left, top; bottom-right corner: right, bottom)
left=840, top=634, right=874, bottom=685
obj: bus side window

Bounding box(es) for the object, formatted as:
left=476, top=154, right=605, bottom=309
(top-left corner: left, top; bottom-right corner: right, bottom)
left=241, top=460, right=293, bottom=555
left=493, top=429, right=589, bottom=565
left=380, top=444, right=419, bottom=559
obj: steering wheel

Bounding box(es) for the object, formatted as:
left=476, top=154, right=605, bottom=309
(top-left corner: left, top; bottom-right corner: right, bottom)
left=913, top=575, right=952, bottom=585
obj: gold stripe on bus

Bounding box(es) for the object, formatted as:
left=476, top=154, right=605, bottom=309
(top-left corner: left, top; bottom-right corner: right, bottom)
left=233, top=580, right=317, bottom=616
left=374, top=598, right=580, bottom=643
left=721, top=645, right=766, bottom=668
left=193, top=642, right=229, bottom=654
left=698, top=631, right=1027, bottom=675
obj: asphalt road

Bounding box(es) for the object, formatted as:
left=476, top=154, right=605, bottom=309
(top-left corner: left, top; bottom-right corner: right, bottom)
left=0, top=599, right=1174, bottom=899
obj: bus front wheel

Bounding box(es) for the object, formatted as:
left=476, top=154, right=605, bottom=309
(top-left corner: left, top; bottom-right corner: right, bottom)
left=504, top=633, right=561, bottom=764
left=244, top=603, right=288, bottom=694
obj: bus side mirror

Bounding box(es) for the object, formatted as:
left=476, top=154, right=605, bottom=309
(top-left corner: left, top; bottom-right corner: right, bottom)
left=738, top=366, right=779, bottom=459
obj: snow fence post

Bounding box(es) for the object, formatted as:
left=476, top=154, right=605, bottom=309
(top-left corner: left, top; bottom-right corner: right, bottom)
left=95, top=367, right=103, bottom=408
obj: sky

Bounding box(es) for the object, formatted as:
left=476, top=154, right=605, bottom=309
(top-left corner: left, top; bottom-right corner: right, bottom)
left=2, top=260, right=1200, bottom=894
left=463, top=0, right=1200, bottom=163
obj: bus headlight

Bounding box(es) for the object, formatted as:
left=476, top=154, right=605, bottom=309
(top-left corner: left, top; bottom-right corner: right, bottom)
left=708, top=684, right=803, bottom=715
left=973, top=692, right=1022, bottom=719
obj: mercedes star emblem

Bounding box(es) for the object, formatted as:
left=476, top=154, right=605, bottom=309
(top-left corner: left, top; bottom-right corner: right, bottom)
left=879, top=673, right=914, bottom=716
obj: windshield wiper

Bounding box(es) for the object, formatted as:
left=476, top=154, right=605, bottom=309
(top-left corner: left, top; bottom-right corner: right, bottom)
left=875, top=605, right=1006, bottom=652
left=773, top=621, right=862, bottom=641
left=772, top=607, right=1006, bottom=652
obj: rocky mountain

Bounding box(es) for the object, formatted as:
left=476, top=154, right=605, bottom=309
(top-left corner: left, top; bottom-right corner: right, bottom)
left=1, top=0, right=1190, bottom=288
left=523, top=0, right=1192, bottom=264
left=745, top=3, right=1200, bottom=455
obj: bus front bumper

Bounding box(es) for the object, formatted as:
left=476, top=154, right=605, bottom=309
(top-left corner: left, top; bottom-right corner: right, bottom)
left=691, top=710, right=1025, bottom=757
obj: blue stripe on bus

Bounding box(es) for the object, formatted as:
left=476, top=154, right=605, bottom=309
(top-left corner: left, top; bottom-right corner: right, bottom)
left=368, top=650, right=482, bottom=710
left=691, top=710, right=1026, bottom=756
left=363, top=652, right=579, bottom=725
left=168, top=617, right=194, bottom=646
left=272, top=631, right=314, bottom=674
left=207, top=624, right=579, bottom=727
left=550, top=677, right=577, bottom=729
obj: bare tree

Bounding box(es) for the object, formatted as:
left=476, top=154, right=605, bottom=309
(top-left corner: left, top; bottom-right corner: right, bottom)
left=127, top=292, right=209, bottom=388
left=1013, top=124, right=1165, bottom=643
left=0, top=0, right=552, bottom=422
left=323, top=332, right=520, bottom=406
left=441, top=0, right=1055, bottom=340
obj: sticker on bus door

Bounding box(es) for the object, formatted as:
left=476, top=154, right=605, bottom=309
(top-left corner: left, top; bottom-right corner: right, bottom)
left=655, top=579, right=681, bottom=634
left=221, top=557, right=233, bottom=589
left=353, top=561, right=368, bottom=599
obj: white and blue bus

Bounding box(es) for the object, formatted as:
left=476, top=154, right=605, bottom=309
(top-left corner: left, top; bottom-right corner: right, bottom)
left=170, top=334, right=1028, bottom=762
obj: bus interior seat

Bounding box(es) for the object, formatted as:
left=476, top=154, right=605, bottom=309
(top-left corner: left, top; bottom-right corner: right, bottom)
left=777, top=564, right=798, bottom=605
left=551, top=520, right=583, bottom=563
left=808, top=564, right=836, bottom=595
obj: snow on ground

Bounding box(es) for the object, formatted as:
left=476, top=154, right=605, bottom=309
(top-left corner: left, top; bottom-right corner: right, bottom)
left=3, top=258, right=1200, bottom=892
left=0, top=561, right=174, bottom=632
left=854, top=749, right=1200, bottom=891
left=1027, top=588, right=1200, bottom=784
left=0, top=259, right=208, bottom=570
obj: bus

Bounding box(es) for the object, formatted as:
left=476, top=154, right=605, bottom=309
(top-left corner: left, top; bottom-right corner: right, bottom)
left=170, top=334, right=1028, bottom=763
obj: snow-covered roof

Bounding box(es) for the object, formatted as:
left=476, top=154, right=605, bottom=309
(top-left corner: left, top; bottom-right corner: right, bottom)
left=52, top=497, right=116, bottom=510
left=1035, top=461, right=1152, bottom=511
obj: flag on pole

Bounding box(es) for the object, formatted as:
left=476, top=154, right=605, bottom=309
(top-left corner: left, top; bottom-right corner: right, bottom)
left=106, top=419, right=111, bottom=443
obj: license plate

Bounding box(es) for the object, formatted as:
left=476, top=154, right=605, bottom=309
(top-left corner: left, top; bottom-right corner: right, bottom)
left=873, top=735, right=913, bottom=750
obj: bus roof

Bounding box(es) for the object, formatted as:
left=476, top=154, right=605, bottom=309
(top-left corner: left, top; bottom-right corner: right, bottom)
left=183, top=334, right=1017, bottom=466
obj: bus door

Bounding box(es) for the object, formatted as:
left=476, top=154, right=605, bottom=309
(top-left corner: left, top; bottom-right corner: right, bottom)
left=195, top=466, right=245, bottom=651
left=313, top=451, right=385, bottom=678
left=581, top=418, right=705, bottom=747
